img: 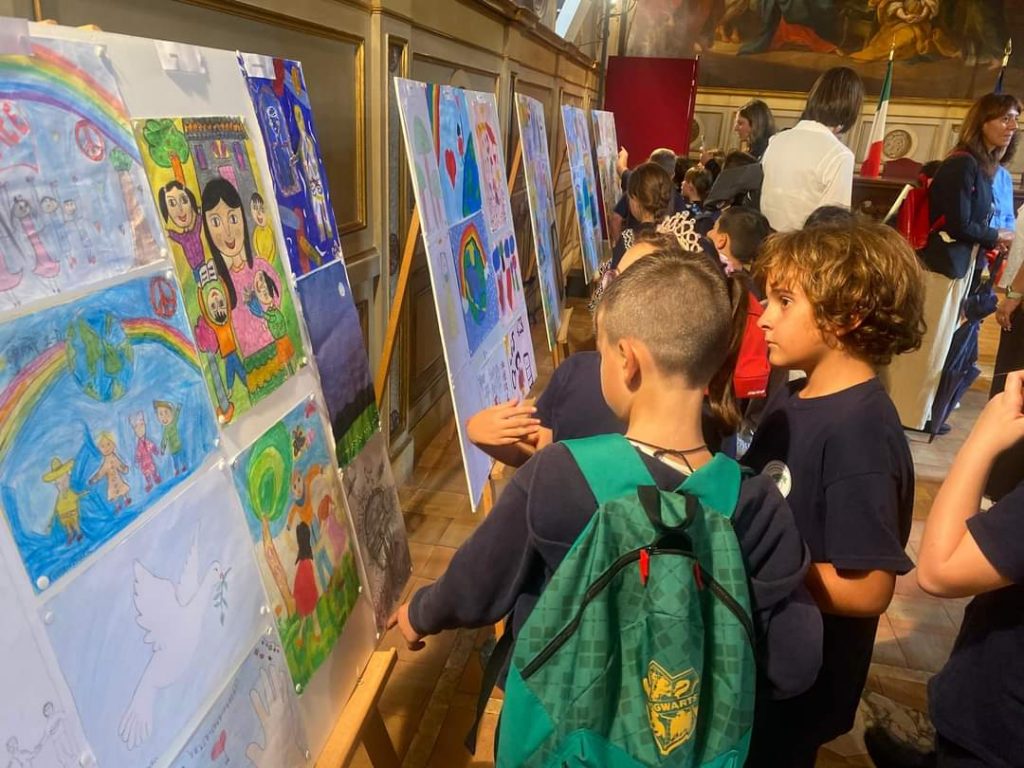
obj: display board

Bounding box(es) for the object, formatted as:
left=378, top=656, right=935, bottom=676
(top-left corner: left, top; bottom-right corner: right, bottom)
left=514, top=95, right=564, bottom=351
left=395, top=78, right=536, bottom=506
left=0, top=18, right=409, bottom=767
left=591, top=109, right=621, bottom=236
left=561, top=105, right=603, bottom=282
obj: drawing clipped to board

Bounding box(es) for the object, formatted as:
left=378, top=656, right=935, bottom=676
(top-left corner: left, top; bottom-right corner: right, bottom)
left=0, top=547, right=89, bottom=768
left=591, top=109, right=622, bottom=230
left=342, top=430, right=411, bottom=632
left=562, top=105, right=603, bottom=282
left=0, top=36, right=162, bottom=313
left=395, top=78, right=536, bottom=505
left=170, top=633, right=309, bottom=768
left=231, top=399, right=362, bottom=689
left=0, top=275, right=219, bottom=592
left=239, top=54, right=380, bottom=466
left=42, top=469, right=265, bottom=768
left=133, top=116, right=305, bottom=426
left=514, top=95, right=564, bottom=350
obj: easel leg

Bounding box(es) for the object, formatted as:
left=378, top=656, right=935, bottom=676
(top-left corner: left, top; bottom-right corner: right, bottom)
left=375, top=208, right=421, bottom=408
left=361, top=710, right=401, bottom=768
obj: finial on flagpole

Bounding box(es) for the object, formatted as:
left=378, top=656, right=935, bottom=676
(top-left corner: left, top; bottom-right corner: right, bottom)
left=889, top=35, right=896, bottom=61
left=1003, top=38, right=1013, bottom=68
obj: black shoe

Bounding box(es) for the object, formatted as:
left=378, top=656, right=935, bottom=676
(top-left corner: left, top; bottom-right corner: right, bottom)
left=864, top=726, right=936, bottom=768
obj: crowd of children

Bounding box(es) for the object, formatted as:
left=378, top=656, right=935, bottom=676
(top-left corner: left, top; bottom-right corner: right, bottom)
left=385, top=71, right=1024, bottom=767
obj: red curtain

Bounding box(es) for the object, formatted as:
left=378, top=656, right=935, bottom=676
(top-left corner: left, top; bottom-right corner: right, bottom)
left=604, top=56, right=700, bottom=162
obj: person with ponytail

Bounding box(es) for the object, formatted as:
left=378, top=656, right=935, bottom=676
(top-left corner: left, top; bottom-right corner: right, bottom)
left=390, top=245, right=820, bottom=720
left=742, top=220, right=926, bottom=767
left=610, top=161, right=676, bottom=268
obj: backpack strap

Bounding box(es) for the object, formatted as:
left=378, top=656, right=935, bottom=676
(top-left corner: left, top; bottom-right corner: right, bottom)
left=563, top=433, right=655, bottom=504
left=674, top=453, right=743, bottom=521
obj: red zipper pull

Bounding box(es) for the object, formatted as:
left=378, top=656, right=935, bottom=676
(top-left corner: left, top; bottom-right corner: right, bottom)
left=639, top=548, right=650, bottom=586
left=693, top=562, right=704, bottom=590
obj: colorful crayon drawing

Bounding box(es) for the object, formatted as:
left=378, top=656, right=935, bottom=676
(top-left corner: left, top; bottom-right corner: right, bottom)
left=170, top=633, right=309, bottom=768
left=393, top=78, right=447, bottom=242
left=395, top=79, right=535, bottom=505
left=342, top=431, right=411, bottom=632
left=232, top=400, right=361, bottom=688
left=505, top=314, right=536, bottom=400
left=0, top=548, right=89, bottom=768
left=0, top=276, right=218, bottom=592
left=295, top=260, right=379, bottom=466
left=133, top=116, right=305, bottom=425
left=562, top=105, right=603, bottom=282
left=42, top=469, right=264, bottom=768
left=242, top=56, right=342, bottom=278
left=476, top=343, right=514, bottom=407
left=591, top=110, right=622, bottom=231
left=0, top=37, right=162, bottom=313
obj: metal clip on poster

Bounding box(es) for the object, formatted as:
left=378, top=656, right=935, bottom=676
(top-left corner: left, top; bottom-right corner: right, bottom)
left=153, top=40, right=206, bottom=75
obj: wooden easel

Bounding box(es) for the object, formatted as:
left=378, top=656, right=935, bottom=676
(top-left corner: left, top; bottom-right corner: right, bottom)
left=316, top=649, right=400, bottom=768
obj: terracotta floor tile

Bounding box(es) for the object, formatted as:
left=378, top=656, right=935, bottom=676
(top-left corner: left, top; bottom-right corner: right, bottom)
left=886, top=594, right=957, bottom=632
left=896, top=626, right=956, bottom=674
left=439, top=521, right=476, bottom=548
left=404, top=512, right=452, bottom=545
left=422, top=545, right=457, bottom=579
left=409, top=542, right=435, bottom=576
left=872, top=615, right=908, bottom=668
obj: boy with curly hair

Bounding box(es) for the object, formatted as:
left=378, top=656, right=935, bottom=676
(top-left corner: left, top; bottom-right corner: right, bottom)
left=742, top=220, right=927, bottom=766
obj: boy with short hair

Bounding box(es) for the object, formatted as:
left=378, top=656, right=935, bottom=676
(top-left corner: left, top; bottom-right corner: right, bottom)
left=390, top=249, right=821, bottom=715
left=708, top=206, right=772, bottom=274
left=742, top=221, right=926, bottom=766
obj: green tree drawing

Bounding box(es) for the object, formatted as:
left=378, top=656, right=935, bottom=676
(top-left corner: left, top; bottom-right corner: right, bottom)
left=110, top=147, right=159, bottom=264
left=140, top=119, right=189, bottom=185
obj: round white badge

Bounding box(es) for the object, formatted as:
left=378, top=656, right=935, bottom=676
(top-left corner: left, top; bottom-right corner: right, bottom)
left=762, top=460, right=792, bottom=498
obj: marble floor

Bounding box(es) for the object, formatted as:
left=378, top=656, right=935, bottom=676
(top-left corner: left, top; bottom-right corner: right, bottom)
left=347, top=308, right=1004, bottom=768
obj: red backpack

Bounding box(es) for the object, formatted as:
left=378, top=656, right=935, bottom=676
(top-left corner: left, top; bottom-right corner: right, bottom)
left=896, top=177, right=934, bottom=251
left=734, top=291, right=770, bottom=399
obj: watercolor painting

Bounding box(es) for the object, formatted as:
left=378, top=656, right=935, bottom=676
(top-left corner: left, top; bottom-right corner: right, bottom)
left=395, top=78, right=536, bottom=506
left=133, top=116, right=305, bottom=425
left=392, top=78, right=447, bottom=243
left=504, top=313, right=536, bottom=400
left=232, top=399, right=362, bottom=688
left=170, top=633, right=309, bottom=768
left=242, top=56, right=343, bottom=278
left=342, top=430, right=410, bottom=632
left=42, top=469, right=264, bottom=768
left=564, top=105, right=603, bottom=283
left=591, top=110, right=622, bottom=231
left=514, top=94, right=564, bottom=350
left=295, top=260, right=378, bottom=466
left=0, top=37, right=162, bottom=313
left=0, top=548, right=89, bottom=768
left=0, top=275, right=218, bottom=592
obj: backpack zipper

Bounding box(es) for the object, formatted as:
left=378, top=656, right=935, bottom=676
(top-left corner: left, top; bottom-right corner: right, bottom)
left=520, top=546, right=753, bottom=680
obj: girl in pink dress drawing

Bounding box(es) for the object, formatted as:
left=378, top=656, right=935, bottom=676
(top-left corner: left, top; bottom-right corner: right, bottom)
left=201, top=178, right=275, bottom=359
left=129, top=411, right=162, bottom=492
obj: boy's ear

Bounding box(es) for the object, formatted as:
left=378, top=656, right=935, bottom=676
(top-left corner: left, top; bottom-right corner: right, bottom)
left=619, top=338, right=642, bottom=385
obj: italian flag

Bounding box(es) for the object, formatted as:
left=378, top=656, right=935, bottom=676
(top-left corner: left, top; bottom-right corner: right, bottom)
left=860, top=51, right=893, bottom=178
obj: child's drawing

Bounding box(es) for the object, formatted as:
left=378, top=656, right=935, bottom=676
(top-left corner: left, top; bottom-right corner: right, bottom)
left=393, top=78, right=447, bottom=241
left=170, top=634, right=308, bottom=768
left=243, top=57, right=343, bottom=278
left=0, top=549, right=89, bottom=768
left=431, top=84, right=481, bottom=223
left=514, top=95, right=564, bottom=350
left=0, top=37, right=162, bottom=312
left=342, top=431, right=411, bottom=632
left=134, top=116, right=305, bottom=425
left=466, top=94, right=510, bottom=234
left=591, top=110, right=622, bottom=231
left=448, top=211, right=499, bottom=355
left=0, top=276, right=218, bottom=592
left=295, top=260, right=379, bottom=466
left=505, top=314, right=536, bottom=399
left=476, top=344, right=514, bottom=407
left=42, top=469, right=264, bottom=768
left=562, top=105, right=603, bottom=282
left=232, top=400, right=362, bottom=687
left=491, top=232, right=521, bottom=322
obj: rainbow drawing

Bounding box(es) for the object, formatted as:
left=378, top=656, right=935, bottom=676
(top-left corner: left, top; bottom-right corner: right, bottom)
left=0, top=41, right=138, bottom=160
left=0, top=317, right=202, bottom=461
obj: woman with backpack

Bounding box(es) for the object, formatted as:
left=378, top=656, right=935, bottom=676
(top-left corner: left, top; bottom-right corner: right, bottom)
left=885, top=93, right=1018, bottom=433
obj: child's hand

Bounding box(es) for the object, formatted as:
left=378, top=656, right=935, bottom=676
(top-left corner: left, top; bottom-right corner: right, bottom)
left=387, top=603, right=425, bottom=651
left=466, top=399, right=540, bottom=447
left=968, top=370, right=1024, bottom=458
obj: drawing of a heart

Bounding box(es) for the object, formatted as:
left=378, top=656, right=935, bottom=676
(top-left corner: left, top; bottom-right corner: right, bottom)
left=444, top=149, right=457, bottom=187
left=211, top=730, right=227, bottom=760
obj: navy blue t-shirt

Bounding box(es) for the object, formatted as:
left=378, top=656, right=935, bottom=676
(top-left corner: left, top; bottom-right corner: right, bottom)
left=742, top=377, right=915, bottom=746
left=535, top=351, right=623, bottom=441
left=929, top=481, right=1024, bottom=766
left=409, top=442, right=821, bottom=700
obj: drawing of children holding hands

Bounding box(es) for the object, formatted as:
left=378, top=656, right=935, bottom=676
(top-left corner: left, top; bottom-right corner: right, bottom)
left=153, top=400, right=187, bottom=476
left=195, top=277, right=246, bottom=421
left=88, top=431, right=131, bottom=512
left=129, top=411, right=162, bottom=492
left=159, top=181, right=205, bottom=278
left=287, top=466, right=323, bottom=644
left=42, top=457, right=84, bottom=545
left=246, top=269, right=294, bottom=372
left=249, top=192, right=277, bottom=263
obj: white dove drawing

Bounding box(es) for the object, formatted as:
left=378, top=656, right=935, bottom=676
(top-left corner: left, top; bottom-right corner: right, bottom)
left=118, top=529, right=230, bottom=750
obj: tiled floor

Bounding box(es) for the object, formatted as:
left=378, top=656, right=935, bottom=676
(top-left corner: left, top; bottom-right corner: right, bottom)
left=348, top=309, right=1002, bottom=768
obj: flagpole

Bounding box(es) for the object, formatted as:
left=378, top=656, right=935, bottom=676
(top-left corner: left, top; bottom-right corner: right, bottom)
left=996, top=38, right=1012, bottom=94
